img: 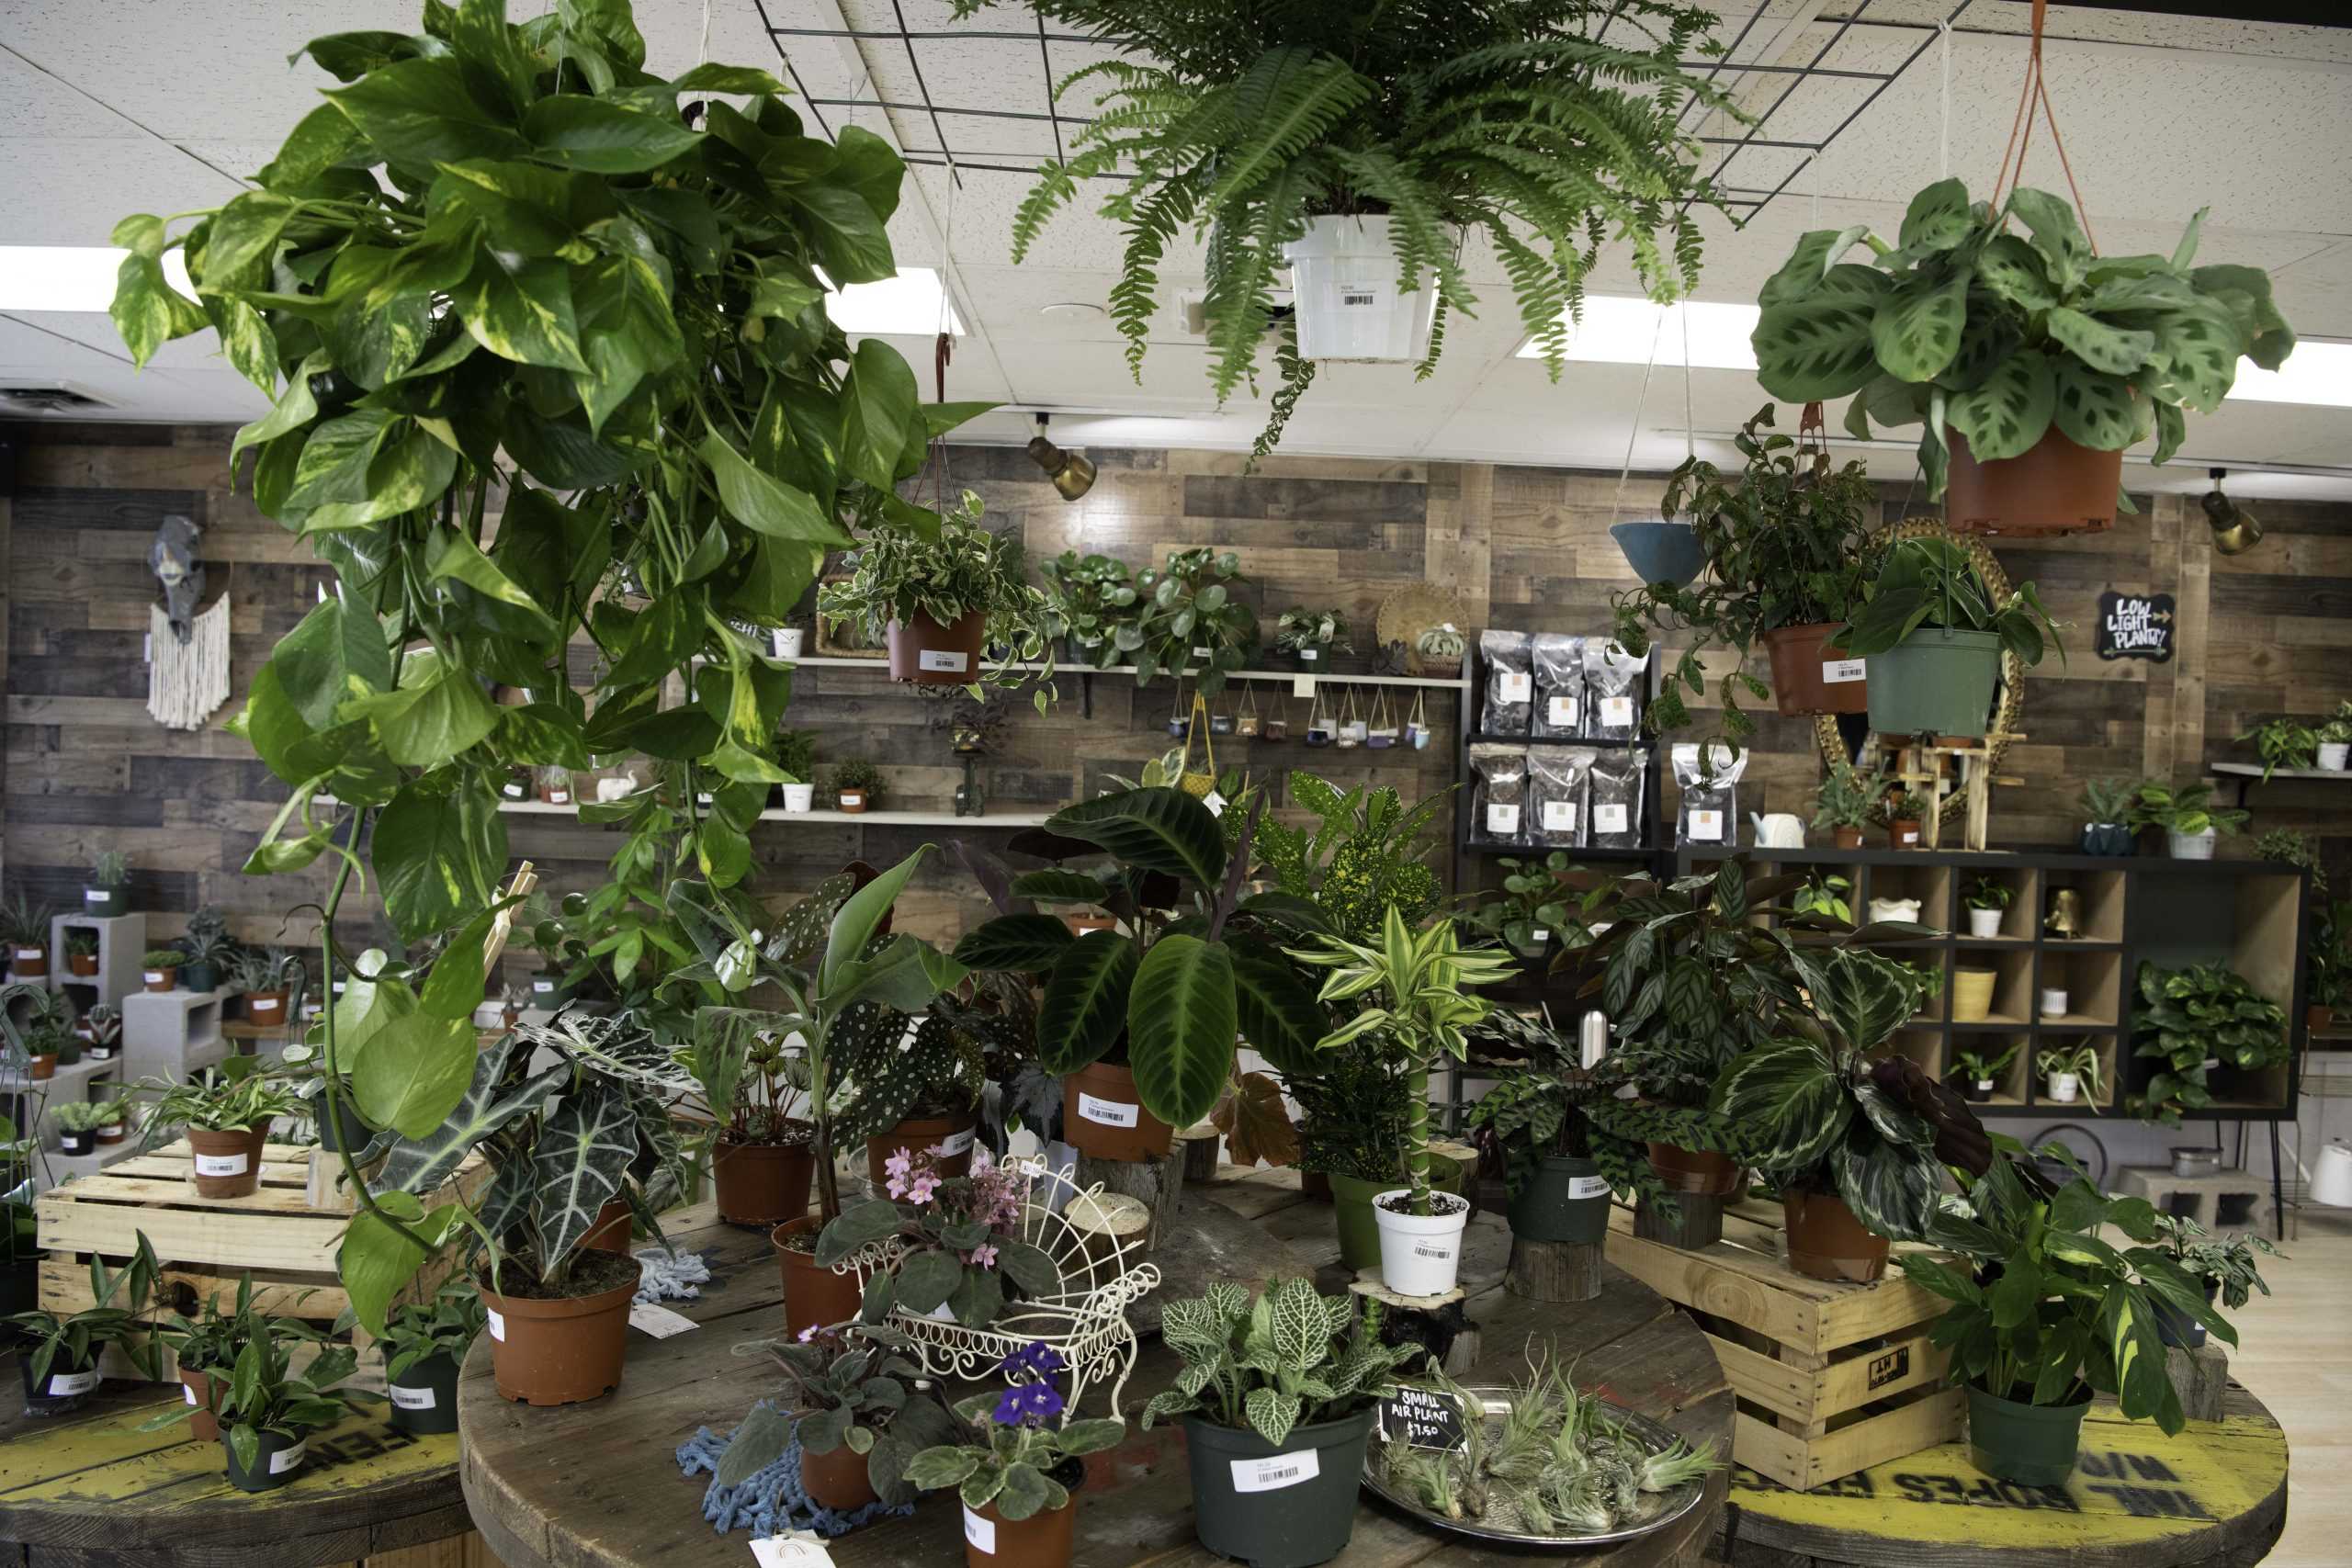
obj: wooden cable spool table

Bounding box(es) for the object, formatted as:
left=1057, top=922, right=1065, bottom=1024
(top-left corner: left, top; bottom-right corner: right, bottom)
left=0, top=1377, right=481, bottom=1568
left=461, top=1168, right=1735, bottom=1567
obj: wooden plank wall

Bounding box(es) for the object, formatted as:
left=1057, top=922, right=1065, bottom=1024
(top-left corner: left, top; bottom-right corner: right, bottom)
left=3, top=420, right=2346, bottom=964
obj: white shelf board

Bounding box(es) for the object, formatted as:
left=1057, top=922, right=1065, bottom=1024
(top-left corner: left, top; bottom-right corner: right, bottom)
left=785, top=654, right=1471, bottom=692
left=2211, top=761, right=2352, bottom=782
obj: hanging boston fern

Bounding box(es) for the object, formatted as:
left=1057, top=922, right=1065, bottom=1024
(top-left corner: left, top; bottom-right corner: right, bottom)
left=107, top=0, right=988, bottom=937
left=954, top=0, right=1740, bottom=455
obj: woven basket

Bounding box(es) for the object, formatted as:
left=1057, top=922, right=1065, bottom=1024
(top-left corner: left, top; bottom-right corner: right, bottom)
left=1376, top=584, right=1470, bottom=675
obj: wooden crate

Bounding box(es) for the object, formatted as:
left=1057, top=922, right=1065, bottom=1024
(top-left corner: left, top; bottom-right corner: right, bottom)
left=36, top=1139, right=487, bottom=1389
left=1604, top=1199, right=1963, bottom=1491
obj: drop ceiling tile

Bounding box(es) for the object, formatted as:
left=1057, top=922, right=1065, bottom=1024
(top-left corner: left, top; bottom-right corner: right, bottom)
left=0, top=137, right=244, bottom=247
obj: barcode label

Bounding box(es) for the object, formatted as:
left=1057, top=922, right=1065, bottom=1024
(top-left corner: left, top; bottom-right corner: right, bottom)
left=1079, top=1094, right=1139, bottom=1128
left=144, top=970, right=168, bottom=984
left=1569, top=1175, right=1611, bottom=1200
left=1595, top=804, right=1630, bottom=833
left=1898, top=828, right=1919, bottom=845
left=1821, top=658, right=1867, bottom=683
left=1412, top=1240, right=1456, bottom=1260
left=84, top=889, right=105, bottom=903
left=391, top=1383, right=437, bottom=1410
left=1486, top=804, right=1521, bottom=835
left=1341, top=292, right=1377, bottom=307
left=1231, top=1449, right=1319, bottom=1493
left=937, top=1127, right=976, bottom=1156
left=1600, top=695, right=1635, bottom=728
left=502, top=782, right=527, bottom=797
left=1298, top=648, right=1317, bottom=661
left=963, top=1508, right=996, bottom=1554
left=918, top=649, right=969, bottom=673
left=1498, top=671, right=1532, bottom=702
left=534, top=979, right=556, bottom=993
left=46, top=1369, right=100, bottom=1396
left=1542, top=801, right=1577, bottom=832
left=269, top=1440, right=307, bottom=1474
left=1690, top=809, right=1724, bottom=841
left=195, top=1152, right=248, bottom=1177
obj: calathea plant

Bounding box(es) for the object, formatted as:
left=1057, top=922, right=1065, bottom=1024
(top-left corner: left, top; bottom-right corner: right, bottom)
left=1751, top=179, right=2296, bottom=498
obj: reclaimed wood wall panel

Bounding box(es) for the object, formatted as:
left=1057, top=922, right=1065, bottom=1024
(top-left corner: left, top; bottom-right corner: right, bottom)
left=3, top=421, right=2347, bottom=966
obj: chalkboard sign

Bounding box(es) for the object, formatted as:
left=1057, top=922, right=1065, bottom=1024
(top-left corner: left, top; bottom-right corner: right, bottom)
left=1376, top=1384, right=1468, bottom=1451
left=2096, top=591, right=2176, bottom=663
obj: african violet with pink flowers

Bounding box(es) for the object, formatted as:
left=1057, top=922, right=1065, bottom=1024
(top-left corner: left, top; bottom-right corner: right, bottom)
left=903, top=1341, right=1126, bottom=1520
left=815, top=1147, right=1059, bottom=1326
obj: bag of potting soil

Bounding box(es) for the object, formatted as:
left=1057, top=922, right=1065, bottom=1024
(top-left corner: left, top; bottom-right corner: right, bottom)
left=1528, top=746, right=1595, bottom=848
left=1468, top=743, right=1531, bottom=846
left=1583, top=640, right=1649, bottom=740
left=1670, top=742, right=1747, bottom=848
left=1531, top=634, right=1586, bottom=739
left=1588, top=750, right=1646, bottom=850
left=1480, top=630, right=1533, bottom=737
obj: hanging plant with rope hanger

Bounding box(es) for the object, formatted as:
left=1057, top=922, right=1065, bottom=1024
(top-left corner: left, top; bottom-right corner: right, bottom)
left=1747, top=0, right=2296, bottom=536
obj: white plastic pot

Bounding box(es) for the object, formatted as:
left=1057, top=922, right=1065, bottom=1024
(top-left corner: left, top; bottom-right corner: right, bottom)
left=2321, top=741, right=2349, bottom=771
left=2040, top=987, right=2069, bottom=1018
left=1372, top=1189, right=1470, bottom=1298
left=2168, top=828, right=2218, bottom=860
left=781, top=783, right=816, bottom=814
left=2045, top=1072, right=2080, bottom=1103
left=1282, top=216, right=1447, bottom=363
left=775, top=628, right=806, bottom=660
left=1966, top=908, right=2004, bottom=938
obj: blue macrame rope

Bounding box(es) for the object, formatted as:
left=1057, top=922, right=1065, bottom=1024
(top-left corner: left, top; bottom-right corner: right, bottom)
left=676, top=1402, right=912, bottom=1540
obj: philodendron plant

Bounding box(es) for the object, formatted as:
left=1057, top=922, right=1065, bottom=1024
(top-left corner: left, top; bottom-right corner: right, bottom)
left=1752, top=179, right=2295, bottom=498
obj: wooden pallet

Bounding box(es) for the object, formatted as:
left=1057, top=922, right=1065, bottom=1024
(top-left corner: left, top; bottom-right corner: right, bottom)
left=1604, top=1199, right=1963, bottom=1492
left=36, top=1139, right=488, bottom=1389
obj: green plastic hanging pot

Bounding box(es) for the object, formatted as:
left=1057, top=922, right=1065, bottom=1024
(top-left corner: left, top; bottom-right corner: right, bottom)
left=1966, top=1384, right=2089, bottom=1485
left=1865, top=627, right=2002, bottom=739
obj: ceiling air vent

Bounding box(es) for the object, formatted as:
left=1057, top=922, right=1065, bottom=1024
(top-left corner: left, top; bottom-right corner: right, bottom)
left=0, top=383, right=117, bottom=414
left=1176, top=288, right=1295, bottom=336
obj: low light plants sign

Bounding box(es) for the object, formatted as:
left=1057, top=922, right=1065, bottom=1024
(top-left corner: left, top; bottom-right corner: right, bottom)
left=2096, top=592, right=2176, bottom=663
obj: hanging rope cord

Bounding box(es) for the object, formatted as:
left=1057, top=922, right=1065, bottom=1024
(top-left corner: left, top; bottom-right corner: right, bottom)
left=1986, top=0, right=2098, bottom=252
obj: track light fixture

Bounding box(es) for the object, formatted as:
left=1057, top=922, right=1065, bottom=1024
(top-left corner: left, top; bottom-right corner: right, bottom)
left=2200, top=468, right=2264, bottom=557
left=1024, top=413, right=1096, bottom=502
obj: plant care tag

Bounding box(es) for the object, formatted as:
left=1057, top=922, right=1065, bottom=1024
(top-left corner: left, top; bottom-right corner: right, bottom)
left=1486, top=803, right=1520, bottom=835
left=963, top=1506, right=997, bottom=1553
left=750, top=1532, right=835, bottom=1568
left=1569, top=1175, right=1611, bottom=1200
left=502, top=781, right=528, bottom=799
left=390, top=1383, right=437, bottom=1410
left=1689, top=808, right=1724, bottom=841
left=485, top=1308, right=506, bottom=1343
left=144, top=970, right=167, bottom=985
left=936, top=1127, right=976, bottom=1157
left=1594, top=803, right=1629, bottom=834
left=1600, top=694, right=1635, bottom=728
left=1231, top=1449, right=1319, bottom=1493
left=1541, top=801, right=1577, bottom=833
left=194, top=1151, right=249, bottom=1177
left=1299, top=647, right=1318, bottom=661
left=84, top=889, right=104, bottom=904
left=534, top=978, right=556, bottom=994
left=629, top=1303, right=698, bottom=1338
left=919, top=649, right=969, bottom=674
left=548, top=788, right=571, bottom=804
left=1821, top=657, right=1866, bottom=683
left=1203, top=790, right=1227, bottom=818
left=1498, top=671, right=1532, bottom=703
left=1546, top=694, right=1578, bottom=728
left=1191, top=646, right=1214, bottom=661
left=269, top=1439, right=306, bottom=1474
left=1377, top=1385, right=1468, bottom=1451
left=1897, top=828, right=1919, bottom=845
left=1078, top=1093, right=1139, bottom=1128
left=46, top=1369, right=100, bottom=1396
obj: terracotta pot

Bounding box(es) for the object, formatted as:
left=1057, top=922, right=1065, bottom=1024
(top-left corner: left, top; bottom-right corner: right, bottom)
left=245, top=989, right=288, bottom=1025
left=1645, top=1140, right=1741, bottom=1197
left=714, top=1132, right=815, bottom=1226
left=94, top=1120, right=126, bottom=1144
left=865, top=1111, right=977, bottom=1186
left=1944, top=425, right=2122, bottom=538
left=187, top=1123, right=269, bottom=1199
left=144, top=965, right=177, bottom=992
left=582, top=1196, right=632, bottom=1254
left=1061, top=1062, right=1172, bottom=1163
left=11, top=947, right=47, bottom=979
left=480, top=1259, right=641, bottom=1407
left=1301, top=1168, right=1333, bottom=1203
left=886, top=607, right=988, bottom=685
left=837, top=789, right=870, bottom=815
left=1781, top=1188, right=1889, bottom=1282
left=2310, top=1004, right=2335, bottom=1034
left=1888, top=818, right=1923, bottom=850
left=965, top=1487, right=1079, bottom=1567
left=1761, top=622, right=1869, bottom=716
left=800, top=1439, right=877, bottom=1513
left=27, top=1055, right=56, bottom=1081
left=1833, top=826, right=1865, bottom=850
left=774, top=1216, right=865, bottom=1337
left=179, top=1366, right=223, bottom=1443
left=68, top=953, right=98, bottom=977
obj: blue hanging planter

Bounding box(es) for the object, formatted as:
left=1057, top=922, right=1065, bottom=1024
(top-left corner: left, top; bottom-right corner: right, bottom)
left=1611, top=520, right=1706, bottom=588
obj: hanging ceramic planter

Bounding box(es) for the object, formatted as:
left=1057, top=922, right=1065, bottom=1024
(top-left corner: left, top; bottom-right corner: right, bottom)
left=1944, top=427, right=2122, bottom=538
left=1760, top=622, right=1869, bottom=716
left=1366, top=691, right=1397, bottom=750
left=1304, top=689, right=1331, bottom=748
left=1609, top=520, right=1706, bottom=588
left=1282, top=216, right=1444, bottom=362
left=1237, top=686, right=1261, bottom=739
left=1335, top=689, right=1365, bottom=750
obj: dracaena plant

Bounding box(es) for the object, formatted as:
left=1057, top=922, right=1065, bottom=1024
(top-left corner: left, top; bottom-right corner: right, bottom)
left=956, top=0, right=1738, bottom=456
left=1752, top=178, right=2296, bottom=500
left=107, top=0, right=988, bottom=941
left=1139, top=1279, right=1416, bottom=1447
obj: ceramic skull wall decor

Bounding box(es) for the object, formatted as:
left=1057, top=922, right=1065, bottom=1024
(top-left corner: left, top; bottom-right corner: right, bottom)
left=148, top=513, right=206, bottom=645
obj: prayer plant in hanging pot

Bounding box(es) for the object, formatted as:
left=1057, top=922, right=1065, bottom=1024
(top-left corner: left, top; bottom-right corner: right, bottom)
left=1751, top=178, right=2296, bottom=536
left=953, top=0, right=1740, bottom=457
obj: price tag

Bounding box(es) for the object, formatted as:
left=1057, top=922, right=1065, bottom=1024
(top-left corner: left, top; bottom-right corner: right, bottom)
left=269, top=1439, right=308, bottom=1474
left=502, top=782, right=528, bottom=799
left=1377, top=1385, right=1468, bottom=1451
left=919, top=649, right=969, bottom=674
left=143, top=969, right=168, bottom=985
left=1334, top=280, right=1389, bottom=310
left=1545, top=694, right=1579, bottom=728
left=486, top=1308, right=506, bottom=1343
left=1600, top=694, right=1635, bottom=728
left=1897, top=828, right=1919, bottom=845
left=1498, top=671, right=1532, bottom=703
left=1204, top=790, right=1227, bottom=818
left=1078, top=1093, right=1139, bottom=1128
left=1298, top=648, right=1318, bottom=662
left=629, top=1303, right=699, bottom=1338
left=1594, top=803, right=1629, bottom=834
left=390, top=1383, right=437, bottom=1410
left=45, top=1368, right=100, bottom=1396
left=1191, top=646, right=1213, bottom=660
left=963, top=1508, right=997, bottom=1554
left=548, top=788, right=571, bottom=804
left=1230, top=1450, right=1319, bottom=1493
left=83, top=889, right=105, bottom=904
left=195, top=1151, right=249, bottom=1178
left=1569, top=1175, right=1611, bottom=1200
left=751, top=1533, right=836, bottom=1568
left=936, top=1127, right=976, bottom=1157
left=1541, top=801, right=1577, bottom=833
left=1689, top=808, right=1724, bottom=841
left=1821, top=658, right=1867, bottom=683
left=534, top=979, right=557, bottom=994
left=1485, top=803, right=1521, bottom=835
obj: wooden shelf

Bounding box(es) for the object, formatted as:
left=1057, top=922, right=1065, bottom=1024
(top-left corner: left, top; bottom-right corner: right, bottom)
left=2211, top=761, right=2351, bottom=782
left=788, top=654, right=1473, bottom=691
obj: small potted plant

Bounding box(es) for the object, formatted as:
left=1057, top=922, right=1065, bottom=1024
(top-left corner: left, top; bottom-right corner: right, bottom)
left=51, top=1100, right=107, bottom=1156
left=831, top=760, right=883, bottom=815
left=206, top=1323, right=359, bottom=1491
left=778, top=728, right=819, bottom=814
left=3, top=1242, right=158, bottom=1415
left=2319, top=701, right=2352, bottom=771
left=2306, top=894, right=2346, bottom=1035
left=1812, top=761, right=1871, bottom=849
left=85, top=851, right=132, bottom=918
left=1274, top=608, right=1351, bottom=668
left=146, top=1275, right=282, bottom=1442
left=699, top=1028, right=817, bottom=1229
left=1963, top=876, right=2012, bottom=939
left=379, top=1280, right=486, bottom=1435
left=1140, top=1279, right=1416, bottom=1568
left=1461, top=851, right=1600, bottom=963
left=1464, top=1012, right=1611, bottom=1258
left=1131, top=547, right=1258, bottom=694
left=840, top=1010, right=985, bottom=1185
left=1827, top=536, right=2062, bottom=739
left=2127, top=778, right=2247, bottom=860
left=2241, top=716, right=2318, bottom=782
left=2145, top=1213, right=2280, bottom=1350
left=1951, top=1043, right=2017, bottom=1103
left=815, top=1148, right=1060, bottom=1329
left=818, top=490, right=1053, bottom=688
left=1039, top=551, right=1138, bottom=669
left=179, top=906, right=233, bottom=992
left=1414, top=622, right=1465, bottom=678
left=537, top=764, right=573, bottom=806
left=2076, top=777, right=2135, bottom=857
left=2128, top=959, right=2287, bottom=1122
left=711, top=1321, right=958, bottom=1514
left=90, top=1092, right=130, bottom=1142
left=4, top=892, right=55, bottom=979
left=63, top=932, right=99, bottom=977
left=2035, top=1043, right=2103, bottom=1107
left=141, top=948, right=183, bottom=992
left=906, top=1341, right=1127, bottom=1568
left=142, top=1058, right=297, bottom=1198
left=232, top=946, right=304, bottom=1025
left=17, top=1007, right=74, bottom=1081
left=1885, top=789, right=1930, bottom=850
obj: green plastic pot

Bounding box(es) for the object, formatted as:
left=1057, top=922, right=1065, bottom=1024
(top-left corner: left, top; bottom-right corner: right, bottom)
left=1331, top=1155, right=1465, bottom=1273
left=1182, top=1408, right=1375, bottom=1568
left=1966, top=1384, right=2088, bottom=1484
left=1865, top=627, right=2002, bottom=739
left=182, top=960, right=219, bottom=994
left=1506, top=1155, right=1611, bottom=1245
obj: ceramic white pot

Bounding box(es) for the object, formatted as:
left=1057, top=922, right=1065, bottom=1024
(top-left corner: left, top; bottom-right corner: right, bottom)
left=775, top=628, right=806, bottom=660
left=782, top=783, right=816, bottom=813
left=1372, top=1189, right=1470, bottom=1298
left=1967, top=908, right=2004, bottom=938
left=1867, top=897, right=1921, bottom=924
left=2040, top=987, right=2070, bottom=1018
left=2321, top=741, right=2349, bottom=771
left=2045, top=1072, right=2080, bottom=1103
left=2168, top=828, right=2218, bottom=860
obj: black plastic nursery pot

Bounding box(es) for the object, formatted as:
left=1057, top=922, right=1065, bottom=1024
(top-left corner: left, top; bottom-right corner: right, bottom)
left=19, top=1349, right=103, bottom=1415
left=1182, top=1408, right=1376, bottom=1568
left=221, top=1427, right=309, bottom=1492
left=83, top=886, right=127, bottom=918
left=57, top=1129, right=93, bottom=1156
left=1505, top=1155, right=1611, bottom=1246
left=2079, top=822, right=2133, bottom=857
left=1966, top=1384, right=2090, bottom=1485
left=387, top=1349, right=463, bottom=1435
left=316, top=1096, right=375, bottom=1155
left=2155, top=1280, right=2221, bottom=1350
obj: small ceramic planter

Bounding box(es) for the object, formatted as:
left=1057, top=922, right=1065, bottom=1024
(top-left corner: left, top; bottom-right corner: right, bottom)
left=2321, top=741, right=2349, bottom=771
left=1966, top=908, right=2004, bottom=938
left=775, top=628, right=806, bottom=660
left=2168, top=827, right=2218, bottom=860
left=781, top=783, right=816, bottom=813
left=2040, top=987, right=2070, bottom=1018
left=2044, top=1071, right=2080, bottom=1103
left=838, top=788, right=869, bottom=815
left=1372, top=1190, right=1470, bottom=1297
left=1951, top=967, right=1996, bottom=1023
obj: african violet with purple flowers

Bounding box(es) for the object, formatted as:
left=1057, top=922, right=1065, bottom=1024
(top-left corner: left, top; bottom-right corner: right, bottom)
left=814, top=1147, right=1059, bottom=1326
left=712, top=1322, right=957, bottom=1504
left=902, top=1341, right=1125, bottom=1520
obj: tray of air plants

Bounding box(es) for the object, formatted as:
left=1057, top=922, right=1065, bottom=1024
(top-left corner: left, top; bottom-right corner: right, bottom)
left=1362, top=1360, right=1719, bottom=1549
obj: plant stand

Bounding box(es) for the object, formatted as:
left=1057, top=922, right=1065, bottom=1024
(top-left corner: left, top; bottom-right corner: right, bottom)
left=2112, top=1165, right=2275, bottom=1237
left=46, top=911, right=147, bottom=1010
left=1506, top=1235, right=1601, bottom=1303
left=2168, top=1341, right=2229, bottom=1424
left=119, top=988, right=228, bottom=1085
left=1887, top=731, right=2025, bottom=852
left=1347, top=1270, right=1476, bottom=1374
left=1176, top=1122, right=1222, bottom=1183
left=1635, top=1191, right=1726, bottom=1249
left=1073, top=1145, right=1184, bottom=1257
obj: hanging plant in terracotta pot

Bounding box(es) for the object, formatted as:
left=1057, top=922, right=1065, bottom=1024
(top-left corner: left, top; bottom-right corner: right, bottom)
left=818, top=491, right=1055, bottom=690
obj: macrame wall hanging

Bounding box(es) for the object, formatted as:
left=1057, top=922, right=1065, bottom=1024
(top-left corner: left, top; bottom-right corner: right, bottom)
left=145, top=513, right=231, bottom=731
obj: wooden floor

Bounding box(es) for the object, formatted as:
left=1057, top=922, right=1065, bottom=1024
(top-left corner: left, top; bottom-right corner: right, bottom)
left=2222, top=1205, right=2352, bottom=1567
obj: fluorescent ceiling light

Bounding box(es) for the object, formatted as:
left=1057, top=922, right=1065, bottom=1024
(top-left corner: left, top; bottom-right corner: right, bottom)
left=0, top=246, right=194, bottom=312
left=826, top=267, right=964, bottom=336
left=2223, top=339, right=2352, bottom=409
left=1518, top=296, right=1758, bottom=370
